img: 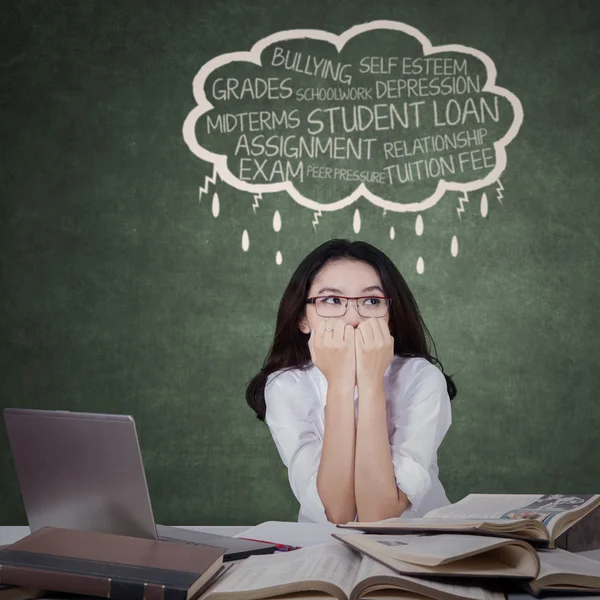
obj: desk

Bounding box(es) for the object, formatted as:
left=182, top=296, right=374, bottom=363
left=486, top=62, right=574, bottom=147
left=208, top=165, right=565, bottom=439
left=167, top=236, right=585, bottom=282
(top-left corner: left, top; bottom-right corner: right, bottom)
left=2, top=525, right=600, bottom=600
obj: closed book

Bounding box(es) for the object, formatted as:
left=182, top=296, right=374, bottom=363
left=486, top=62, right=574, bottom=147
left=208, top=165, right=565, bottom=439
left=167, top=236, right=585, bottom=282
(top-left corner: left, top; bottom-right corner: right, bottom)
left=0, top=526, right=224, bottom=600
left=0, top=586, right=45, bottom=600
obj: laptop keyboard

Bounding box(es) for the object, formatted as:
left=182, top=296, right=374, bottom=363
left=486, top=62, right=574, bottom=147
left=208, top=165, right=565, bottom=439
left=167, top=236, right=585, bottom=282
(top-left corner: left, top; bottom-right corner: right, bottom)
left=157, top=534, right=217, bottom=548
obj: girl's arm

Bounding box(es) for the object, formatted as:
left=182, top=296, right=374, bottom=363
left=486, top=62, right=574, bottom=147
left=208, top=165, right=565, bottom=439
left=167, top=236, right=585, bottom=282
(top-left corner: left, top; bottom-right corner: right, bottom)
left=354, top=319, right=451, bottom=521
left=355, top=378, right=409, bottom=521
left=264, top=318, right=358, bottom=524
left=354, top=318, right=405, bottom=521
left=311, top=318, right=358, bottom=524
left=316, top=380, right=357, bottom=524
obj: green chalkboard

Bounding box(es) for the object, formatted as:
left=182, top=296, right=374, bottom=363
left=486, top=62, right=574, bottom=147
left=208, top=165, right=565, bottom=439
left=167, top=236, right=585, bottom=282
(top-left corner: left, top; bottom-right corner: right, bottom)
left=1, top=0, right=599, bottom=526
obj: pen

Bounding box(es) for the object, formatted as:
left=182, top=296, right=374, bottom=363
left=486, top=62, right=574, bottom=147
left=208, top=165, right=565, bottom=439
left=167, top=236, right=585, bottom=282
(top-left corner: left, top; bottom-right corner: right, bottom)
left=239, top=537, right=301, bottom=552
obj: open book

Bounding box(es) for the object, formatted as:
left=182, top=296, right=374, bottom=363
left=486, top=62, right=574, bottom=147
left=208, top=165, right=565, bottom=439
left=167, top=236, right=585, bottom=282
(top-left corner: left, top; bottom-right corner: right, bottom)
left=332, top=533, right=540, bottom=579
left=339, top=494, right=600, bottom=547
left=199, top=542, right=504, bottom=600
left=332, top=534, right=600, bottom=597
left=527, top=548, right=600, bottom=596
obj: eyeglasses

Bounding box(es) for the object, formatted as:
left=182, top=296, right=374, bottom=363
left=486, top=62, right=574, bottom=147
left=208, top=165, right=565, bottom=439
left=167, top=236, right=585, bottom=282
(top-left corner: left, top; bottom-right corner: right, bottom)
left=306, top=295, right=392, bottom=318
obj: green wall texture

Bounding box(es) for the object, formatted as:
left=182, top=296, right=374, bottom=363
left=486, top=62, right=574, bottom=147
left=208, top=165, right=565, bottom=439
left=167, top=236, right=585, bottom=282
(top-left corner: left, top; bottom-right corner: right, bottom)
left=1, top=0, right=599, bottom=525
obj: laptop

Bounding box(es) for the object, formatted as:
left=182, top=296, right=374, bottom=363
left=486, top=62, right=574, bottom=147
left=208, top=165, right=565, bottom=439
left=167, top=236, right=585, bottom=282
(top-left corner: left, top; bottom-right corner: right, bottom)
left=3, top=408, right=277, bottom=561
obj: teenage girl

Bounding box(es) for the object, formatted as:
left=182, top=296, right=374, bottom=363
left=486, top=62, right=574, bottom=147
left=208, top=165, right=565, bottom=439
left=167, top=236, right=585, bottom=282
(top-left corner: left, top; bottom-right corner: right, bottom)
left=246, top=239, right=456, bottom=524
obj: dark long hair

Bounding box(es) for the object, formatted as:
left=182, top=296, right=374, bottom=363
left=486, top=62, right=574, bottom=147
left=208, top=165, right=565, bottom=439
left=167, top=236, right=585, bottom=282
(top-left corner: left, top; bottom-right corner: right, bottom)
left=246, top=239, right=457, bottom=420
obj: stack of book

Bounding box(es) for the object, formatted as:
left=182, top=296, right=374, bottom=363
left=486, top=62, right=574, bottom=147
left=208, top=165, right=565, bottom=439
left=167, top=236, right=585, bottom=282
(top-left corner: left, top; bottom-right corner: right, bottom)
left=0, top=526, right=228, bottom=600
left=198, top=493, right=600, bottom=600
left=1, top=494, right=599, bottom=600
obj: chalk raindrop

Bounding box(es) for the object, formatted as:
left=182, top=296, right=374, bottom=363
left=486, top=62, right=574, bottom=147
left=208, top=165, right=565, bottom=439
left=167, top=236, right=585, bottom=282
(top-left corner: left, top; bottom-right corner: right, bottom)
left=212, top=193, right=220, bottom=218
left=353, top=209, right=361, bottom=234
left=480, top=193, right=489, bottom=218
left=451, top=235, right=458, bottom=257
left=273, top=210, right=282, bottom=232
left=415, top=214, right=424, bottom=236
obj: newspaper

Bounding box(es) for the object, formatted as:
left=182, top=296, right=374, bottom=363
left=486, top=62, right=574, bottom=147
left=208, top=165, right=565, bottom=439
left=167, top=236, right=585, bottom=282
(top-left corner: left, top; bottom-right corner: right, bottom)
left=425, top=494, right=599, bottom=537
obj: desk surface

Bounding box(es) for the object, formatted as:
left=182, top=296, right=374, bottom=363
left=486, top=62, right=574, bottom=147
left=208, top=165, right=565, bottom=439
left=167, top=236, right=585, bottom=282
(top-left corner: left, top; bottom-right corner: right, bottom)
left=2, top=524, right=600, bottom=600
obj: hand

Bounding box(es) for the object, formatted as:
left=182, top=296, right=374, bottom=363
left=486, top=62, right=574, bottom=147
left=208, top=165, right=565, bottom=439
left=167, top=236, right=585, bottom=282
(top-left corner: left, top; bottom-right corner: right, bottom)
left=355, top=318, right=394, bottom=391
left=309, top=318, right=356, bottom=392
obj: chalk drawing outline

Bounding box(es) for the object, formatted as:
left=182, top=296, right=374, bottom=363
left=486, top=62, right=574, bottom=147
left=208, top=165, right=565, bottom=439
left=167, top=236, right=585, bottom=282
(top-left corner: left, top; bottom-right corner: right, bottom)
left=183, top=20, right=524, bottom=213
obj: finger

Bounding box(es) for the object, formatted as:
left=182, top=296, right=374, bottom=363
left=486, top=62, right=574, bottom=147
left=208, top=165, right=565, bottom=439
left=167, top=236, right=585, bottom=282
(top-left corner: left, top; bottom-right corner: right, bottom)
left=357, top=319, right=375, bottom=344
left=384, top=317, right=392, bottom=335
left=332, top=318, right=345, bottom=343
left=355, top=321, right=368, bottom=346
left=311, top=319, right=326, bottom=353
left=375, top=316, right=391, bottom=337
left=383, top=320, right=394, bottom=347
left=353, top=325, right=362, bottom=349
left=308, top=329, right=316, bottom=363
left=375, top=317, right=393, bottom=348
left=354, top=326, right=364, bottom=366
left=344, top=324, right=355, bottom=345
left=321, top=318, right=336, bottom=345
left=369, top=318, right=384, bottom=346
left=315, top=318, right=327, bottom=342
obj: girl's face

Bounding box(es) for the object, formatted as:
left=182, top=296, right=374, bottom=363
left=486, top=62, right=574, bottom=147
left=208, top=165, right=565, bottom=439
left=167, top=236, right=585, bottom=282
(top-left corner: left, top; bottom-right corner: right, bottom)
left=299, top=258, right=390, bottom=334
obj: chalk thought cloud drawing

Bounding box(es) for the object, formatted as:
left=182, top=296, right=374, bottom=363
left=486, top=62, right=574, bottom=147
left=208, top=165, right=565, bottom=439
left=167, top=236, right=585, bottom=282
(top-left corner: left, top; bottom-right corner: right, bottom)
left=183, top=20, right=523, bottom=214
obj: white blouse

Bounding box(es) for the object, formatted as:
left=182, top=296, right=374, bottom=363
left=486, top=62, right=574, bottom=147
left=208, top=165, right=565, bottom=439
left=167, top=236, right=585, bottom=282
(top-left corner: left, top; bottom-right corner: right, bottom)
left=264, top=355, right=452, bottom=523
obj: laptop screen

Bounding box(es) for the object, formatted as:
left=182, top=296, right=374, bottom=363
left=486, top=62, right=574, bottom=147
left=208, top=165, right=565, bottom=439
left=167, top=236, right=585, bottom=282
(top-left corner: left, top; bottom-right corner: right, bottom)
left=4, top=408, right=158, bottom=539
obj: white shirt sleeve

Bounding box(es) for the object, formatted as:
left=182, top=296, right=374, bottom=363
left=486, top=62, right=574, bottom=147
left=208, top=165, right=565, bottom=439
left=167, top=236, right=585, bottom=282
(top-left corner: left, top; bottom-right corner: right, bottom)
left=388, top=359, right=452, bottom=513
left=264, top=369, right=328, bottom=523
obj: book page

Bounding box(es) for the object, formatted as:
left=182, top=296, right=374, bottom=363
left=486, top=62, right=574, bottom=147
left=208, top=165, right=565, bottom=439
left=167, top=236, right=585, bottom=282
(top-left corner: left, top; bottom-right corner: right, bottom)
left=355, top=518, right=482, bottom=527
left=334, top=534, right=535, bottom=579
left=509, top=594, right=600, bottom=600
left=353, top=553, right=506, bottom=600
left=425, top=495, right=544, bottom=519
left=202, top=542, right=360, bottom=599
left=339, top=533, right=534, bottom=567
left=425, top=494, right=600, bottom=538
left=542, top=495, right=600, bottom=538
left=537, top=548, right=600, bottom=580
left=341, top=517, right=539, bottom=533
left=235, top=521, right=350, bottom=548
